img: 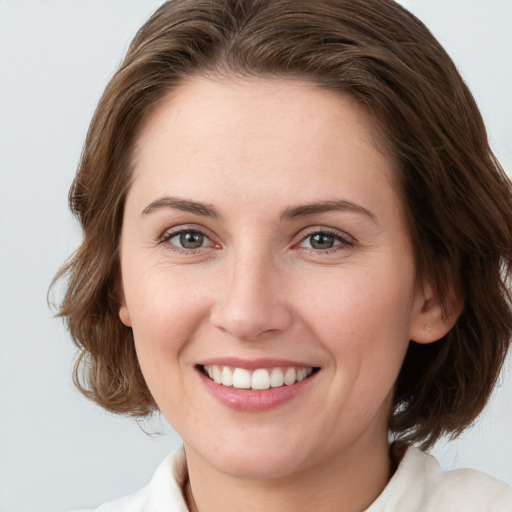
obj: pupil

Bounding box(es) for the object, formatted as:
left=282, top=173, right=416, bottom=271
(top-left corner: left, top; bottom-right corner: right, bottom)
left=311, top=233, right=334, bottom=249
left=180, top=231, right=203, bottom=249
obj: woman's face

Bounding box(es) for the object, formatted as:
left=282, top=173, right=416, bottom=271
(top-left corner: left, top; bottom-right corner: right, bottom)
left=119, top=78, right=429, bottom=479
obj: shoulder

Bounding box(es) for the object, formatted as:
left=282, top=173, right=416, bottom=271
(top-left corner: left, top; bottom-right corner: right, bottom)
left=368, top=444, right=512, bottom=512
left=71, top=449, right=189, bottom=512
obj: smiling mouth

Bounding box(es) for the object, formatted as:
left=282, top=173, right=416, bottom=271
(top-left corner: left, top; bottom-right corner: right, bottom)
left=200, top=365, right=319, bottom=390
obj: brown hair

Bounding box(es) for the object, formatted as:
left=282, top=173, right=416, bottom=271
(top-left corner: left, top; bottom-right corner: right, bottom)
left=53, top=0, right=512, bottom=448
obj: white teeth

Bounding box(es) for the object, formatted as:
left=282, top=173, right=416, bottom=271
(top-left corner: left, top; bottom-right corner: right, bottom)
left=296, top=368, right=307, bottom=382
left=212, top=365, right=222, bottom=384
left=232, top=368, right=251, bottom=389
left=270, top=367, right=284, bottom=387
left=297, top=368, right=313, bottom=381
left=203, top=365, right=314, bottom=390
left=221, top=366, right=233, bottom=387
left=251, top=369, right=270, bottom=390
left=284, top=367, right=296, bottom=385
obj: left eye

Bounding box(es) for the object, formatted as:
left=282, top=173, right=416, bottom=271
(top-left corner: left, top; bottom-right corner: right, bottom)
left=168, top=230, right=211, bottom=249
left=299, top=232, right=344, bottom=250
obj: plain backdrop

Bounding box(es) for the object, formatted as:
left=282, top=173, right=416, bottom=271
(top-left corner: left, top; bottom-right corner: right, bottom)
left=0, top=1, right=511, bottom=511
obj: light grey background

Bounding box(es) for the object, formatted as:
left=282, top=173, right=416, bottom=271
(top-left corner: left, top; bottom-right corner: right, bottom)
left=0, top=1, right=511, bottom=511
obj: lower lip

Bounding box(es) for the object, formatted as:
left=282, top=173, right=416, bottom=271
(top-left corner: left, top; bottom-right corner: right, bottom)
left=198, top=370, right=318, bottom=412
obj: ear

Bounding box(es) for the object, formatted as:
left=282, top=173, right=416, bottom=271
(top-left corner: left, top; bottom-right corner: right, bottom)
left=409, top=283, right=463, bottom=344
left=116, top=273, right=132, bottom=327
left=119, top=302, right=132, bottom=327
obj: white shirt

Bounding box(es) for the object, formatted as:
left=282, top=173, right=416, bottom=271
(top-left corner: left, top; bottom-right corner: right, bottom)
left=74, top=446, right=512, bottom=511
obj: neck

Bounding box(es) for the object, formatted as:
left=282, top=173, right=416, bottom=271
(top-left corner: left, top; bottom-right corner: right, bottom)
left=184, top=435, right=391, bottom=512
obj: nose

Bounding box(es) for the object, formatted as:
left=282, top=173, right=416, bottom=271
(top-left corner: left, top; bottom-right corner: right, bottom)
left=210, top=249, right=293, bottom=341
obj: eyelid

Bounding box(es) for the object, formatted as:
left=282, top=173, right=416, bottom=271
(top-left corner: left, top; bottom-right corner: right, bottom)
left=159, top=224, right=220, bottom=251
left=294, top=226, right=356, bottom=250
left=157, top=224, right=355, bottom=254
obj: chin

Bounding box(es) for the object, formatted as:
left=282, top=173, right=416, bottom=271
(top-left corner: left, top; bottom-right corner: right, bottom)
left=187, top=433, right=320, bottom=481
left=212, top=454, right=303, bottom=480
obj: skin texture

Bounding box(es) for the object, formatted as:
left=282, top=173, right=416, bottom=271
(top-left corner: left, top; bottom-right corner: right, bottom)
left=118, top=78, right=454, bottom=512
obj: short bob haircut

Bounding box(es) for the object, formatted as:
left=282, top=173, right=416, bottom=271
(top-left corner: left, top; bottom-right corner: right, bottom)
left=54, top=0, right=512, bottom=449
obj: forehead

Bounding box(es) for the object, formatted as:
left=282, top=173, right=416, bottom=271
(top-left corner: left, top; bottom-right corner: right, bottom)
left=133, top=77, right=394, bottom=183
left=129, top=77, right=400, bottom=222
left=137, top=77, right=376, bottom=140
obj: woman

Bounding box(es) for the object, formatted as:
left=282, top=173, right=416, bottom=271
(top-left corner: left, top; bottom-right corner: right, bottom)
left=56, top=0, right=512, bottom=510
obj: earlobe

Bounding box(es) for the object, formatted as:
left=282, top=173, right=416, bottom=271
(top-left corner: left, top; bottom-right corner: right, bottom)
left=119, top=303, right=132, bottom=327
left=116, top=273, right=132, bottom=327
left=409, top=286, right=463, bottom=344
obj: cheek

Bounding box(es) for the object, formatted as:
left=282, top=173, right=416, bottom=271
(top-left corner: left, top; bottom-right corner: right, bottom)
left=130, top=288, right=204, bottom=345
left=298, top=267, right=415, bottom=381
left=125, top=282, right=210, bottom=419
left=301, top=266, right=414, bottom=335
left=122, top=267, right=210, bottom=376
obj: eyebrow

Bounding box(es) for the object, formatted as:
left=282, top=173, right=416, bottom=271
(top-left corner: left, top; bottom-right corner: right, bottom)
left=141, top=197, right=220, bottom=218
left=280, top=200, right=377, bottom=222
left=141, top=196, right=376, bottom=223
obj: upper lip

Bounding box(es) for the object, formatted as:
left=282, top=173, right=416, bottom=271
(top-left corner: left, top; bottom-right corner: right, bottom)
left=197, top=357, right=319, bottom=370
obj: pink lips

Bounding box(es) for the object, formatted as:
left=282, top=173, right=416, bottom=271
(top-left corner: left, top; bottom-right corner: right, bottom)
left=197, top=357, right=319, bottom=412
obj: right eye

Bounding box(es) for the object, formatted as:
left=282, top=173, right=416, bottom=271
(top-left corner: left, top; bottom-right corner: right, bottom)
left=300, top=232, right=341, bottom=250
left=162, top=229, right=216, bottom=252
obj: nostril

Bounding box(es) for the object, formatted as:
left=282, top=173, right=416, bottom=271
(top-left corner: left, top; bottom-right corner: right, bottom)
left=210, top=307, right=293, bottom=341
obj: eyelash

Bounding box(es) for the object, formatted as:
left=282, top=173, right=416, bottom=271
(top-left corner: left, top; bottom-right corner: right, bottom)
left=159, top=227, right=356, bottom=255
left=295, top=228, right=356, bottom=254
left=159, top=227, right=216, bottom=254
